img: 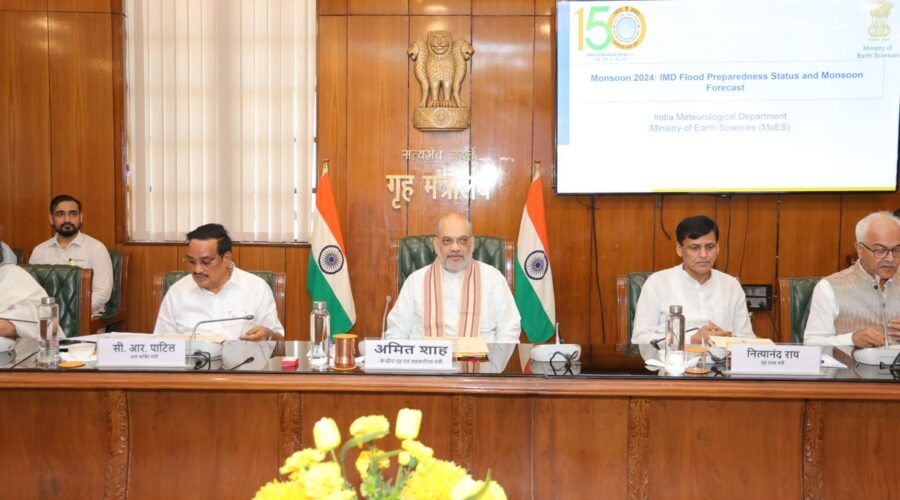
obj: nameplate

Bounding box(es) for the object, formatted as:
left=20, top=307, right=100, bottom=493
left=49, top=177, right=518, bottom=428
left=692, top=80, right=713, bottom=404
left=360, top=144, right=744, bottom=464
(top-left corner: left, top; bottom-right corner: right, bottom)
left=97, top=338, right=185, bottom=368
left=365, top=340, right=454, bottom=371
left=730, top=344, right=821, bottom=375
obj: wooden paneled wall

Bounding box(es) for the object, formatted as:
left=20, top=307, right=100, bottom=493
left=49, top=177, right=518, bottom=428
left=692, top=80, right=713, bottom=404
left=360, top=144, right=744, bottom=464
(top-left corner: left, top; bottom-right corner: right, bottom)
left=1, top=0, right=897, bottom=344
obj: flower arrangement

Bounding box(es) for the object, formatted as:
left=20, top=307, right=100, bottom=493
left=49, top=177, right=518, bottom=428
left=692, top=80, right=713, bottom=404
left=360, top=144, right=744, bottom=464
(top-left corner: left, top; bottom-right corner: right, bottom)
left=254, top=408, right=506, bottom=500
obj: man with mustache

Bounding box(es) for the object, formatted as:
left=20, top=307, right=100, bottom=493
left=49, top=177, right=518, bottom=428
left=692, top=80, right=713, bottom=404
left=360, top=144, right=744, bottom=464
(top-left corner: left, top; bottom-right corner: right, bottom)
left=805, top=211, right=900, bottom=347
left=632, top=215, right=755, bottom=345
left=154, top=223, right=284, bottom=341
left=384, top=213, right=521, bottom=342
left=29, top=194, right=113, bottom=318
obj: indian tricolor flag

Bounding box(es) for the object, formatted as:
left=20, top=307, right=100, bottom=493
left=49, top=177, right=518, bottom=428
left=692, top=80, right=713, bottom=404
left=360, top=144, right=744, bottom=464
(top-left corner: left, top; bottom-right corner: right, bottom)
left=514, top=163, right=556, bottom=343
left=307, top=165, right=356, bottom=333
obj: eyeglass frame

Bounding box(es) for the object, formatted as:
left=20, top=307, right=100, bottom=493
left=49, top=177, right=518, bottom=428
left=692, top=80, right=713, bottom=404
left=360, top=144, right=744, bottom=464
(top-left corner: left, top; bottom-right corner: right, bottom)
left=182, top=256, right=224, bottom=269
left=858, top=242, right=900, bottom=260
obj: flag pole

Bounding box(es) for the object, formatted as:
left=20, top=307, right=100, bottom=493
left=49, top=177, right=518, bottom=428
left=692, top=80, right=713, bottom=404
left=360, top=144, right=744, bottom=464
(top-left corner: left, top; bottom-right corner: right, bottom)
left=533, top=160, right=541, bottom=181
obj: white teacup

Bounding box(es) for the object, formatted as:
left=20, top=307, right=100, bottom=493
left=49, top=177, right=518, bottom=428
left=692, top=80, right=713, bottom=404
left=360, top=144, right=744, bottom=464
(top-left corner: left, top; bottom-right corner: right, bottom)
left=66, top=343, right=95, bottom=361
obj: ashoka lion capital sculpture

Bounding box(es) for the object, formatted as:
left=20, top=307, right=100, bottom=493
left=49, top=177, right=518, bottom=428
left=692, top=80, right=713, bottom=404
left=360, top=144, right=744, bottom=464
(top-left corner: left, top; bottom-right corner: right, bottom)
left=408, top=31, right=474, bottom=131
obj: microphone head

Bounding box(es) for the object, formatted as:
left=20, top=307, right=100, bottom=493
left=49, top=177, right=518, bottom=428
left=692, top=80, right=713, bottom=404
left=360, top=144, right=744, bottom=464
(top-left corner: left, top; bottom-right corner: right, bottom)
left=245, top=314, right=255, bottom=320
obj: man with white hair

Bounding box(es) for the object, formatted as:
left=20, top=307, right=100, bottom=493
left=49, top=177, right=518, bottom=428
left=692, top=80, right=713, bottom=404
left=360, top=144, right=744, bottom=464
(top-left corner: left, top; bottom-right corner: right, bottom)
left=384, top=212, right=521, bottom=342
left=804, top=211, right=900, bottom=347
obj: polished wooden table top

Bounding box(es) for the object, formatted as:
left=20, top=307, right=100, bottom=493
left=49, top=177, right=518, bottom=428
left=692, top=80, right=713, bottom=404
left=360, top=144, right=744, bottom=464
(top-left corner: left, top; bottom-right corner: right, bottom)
left=1, top=339, right=897, bottom=399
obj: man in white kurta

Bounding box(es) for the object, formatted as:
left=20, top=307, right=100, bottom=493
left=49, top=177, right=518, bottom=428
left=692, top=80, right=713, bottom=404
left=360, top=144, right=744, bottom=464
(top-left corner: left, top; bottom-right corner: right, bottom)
left=29, top=195, right=112, bottom=317
left=804, top=212, right=900, bottom=347
left=153, top=223, right=284, bottom=341
left=632, top=215, right=755, bottom=345
left=385, top=213, right=521, bottom=343
left=0, top=264, right=48, bottom=342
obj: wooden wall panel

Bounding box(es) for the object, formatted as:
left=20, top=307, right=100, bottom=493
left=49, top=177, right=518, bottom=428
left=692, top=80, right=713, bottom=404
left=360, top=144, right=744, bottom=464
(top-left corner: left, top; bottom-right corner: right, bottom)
left=346, top=16, right=409, bottom=336
left=48, top=0, right=113, bottom=12
left=648, top=399, right=804, bottom=500
left=536, top=0, right=555, bottom=16
left=0, top=11, right=51, bottom=255
left=127, top=391, right=280, bottom=500
left=533, top=397, right=629, bottom=499
left=777, top=195, right=842, bottom=277
left=470, top=16, right=534, bottom=239
left=473, top=0, right=533, bottom=16
left=597, top=196, right=655, bottom=343
left=0, top=390, right=110, bottom=498
left=49, top=12, right=116, bottom=248
left=317, top=16, right=348, bottom=227
left=350, top=0, right=407, bottom=15
left=407, top=16, right=471, bottom=234
left=468, top=396, right=533, bottom=499
left=285, top=246, right=312, bottom=340
left=117, top=244, right=179, bottom=333
left=411, top=0, right=471, bottom=16
left=0, top=0, right=47, bottom=10
left=319, top=0, right=347, bottom=16
left=822, top=401, right=900, bottom=500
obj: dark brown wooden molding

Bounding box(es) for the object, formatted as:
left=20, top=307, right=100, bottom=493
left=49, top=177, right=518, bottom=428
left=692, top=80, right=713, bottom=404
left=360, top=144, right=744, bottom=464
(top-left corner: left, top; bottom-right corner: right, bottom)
left=103, top=390, right=128, bottom=500
left=277, top=392, right=302, bottom=464
left=802, top=400, right=825, bottom=500
left=451, top=394, right=474, bottom=470
left=627, top=398, right=650, bottom=500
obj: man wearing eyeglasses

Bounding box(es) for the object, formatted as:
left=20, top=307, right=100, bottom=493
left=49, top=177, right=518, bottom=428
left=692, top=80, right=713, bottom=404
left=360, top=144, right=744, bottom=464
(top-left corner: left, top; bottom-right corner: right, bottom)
left=805, top=211, right=900, bottom=347
left=29, top=194, right=113, bottom=318
left=154, top=224, right=284, bottom=341
left=384, top=212, right=521, bottom=342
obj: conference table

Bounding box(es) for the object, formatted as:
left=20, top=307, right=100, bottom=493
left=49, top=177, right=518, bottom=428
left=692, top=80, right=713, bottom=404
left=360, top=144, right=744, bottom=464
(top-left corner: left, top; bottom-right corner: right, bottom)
left=1, top=339, right=897, bottom=500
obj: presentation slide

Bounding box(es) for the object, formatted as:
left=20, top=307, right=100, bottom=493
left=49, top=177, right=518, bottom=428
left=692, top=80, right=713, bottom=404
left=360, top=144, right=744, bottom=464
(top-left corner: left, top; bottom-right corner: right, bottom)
left=556, top=0, right=900, bottom=194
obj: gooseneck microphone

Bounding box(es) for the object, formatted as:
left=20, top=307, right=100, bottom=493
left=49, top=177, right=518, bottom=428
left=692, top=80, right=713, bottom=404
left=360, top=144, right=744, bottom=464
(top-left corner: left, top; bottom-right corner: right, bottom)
left=190, top=315, right=255, bottom=343
left=875, top=276, right=890, bottom=347
left=226, top=356, right=255, bottom=371
left=381, top=296, right=392, bottom=339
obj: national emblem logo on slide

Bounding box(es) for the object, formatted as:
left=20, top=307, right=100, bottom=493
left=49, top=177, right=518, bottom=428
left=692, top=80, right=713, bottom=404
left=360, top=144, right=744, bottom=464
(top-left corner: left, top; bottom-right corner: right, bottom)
left=524, top=250, right=549, bottom=280
left=318, top=245, right=345, bottom=275
left=610, top=6, right=647, bottom=50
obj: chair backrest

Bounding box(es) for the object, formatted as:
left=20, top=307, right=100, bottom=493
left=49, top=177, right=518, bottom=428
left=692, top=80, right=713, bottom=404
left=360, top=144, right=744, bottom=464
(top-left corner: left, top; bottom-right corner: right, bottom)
left=389, top=235, right=514, bottom=297
left=152, top=270, right=286, bottom=324
left=12, top=248, right=24, bottom=263
left=616, top=272, right=652, bottom=345
left=104, top=251, right=129, bottom=318
left=21, top=264, right=92, bottom=337
left=777, top=277, right=821, bottom=344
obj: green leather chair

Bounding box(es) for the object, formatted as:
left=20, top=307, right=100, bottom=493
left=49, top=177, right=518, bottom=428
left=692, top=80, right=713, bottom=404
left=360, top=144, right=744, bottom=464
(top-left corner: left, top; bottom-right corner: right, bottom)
left=390, top=235, right=514, bottom=295
left=12, top=248, right=23, bottom=263
left=616, top=271, right=652, bottom=345
left=20, top=264, right=93, bottom=337
left=153, top=270, right=286, bottom=324
left=91, top=251, right=130, bottom=332
left=777, top=277, right=821, bottom=344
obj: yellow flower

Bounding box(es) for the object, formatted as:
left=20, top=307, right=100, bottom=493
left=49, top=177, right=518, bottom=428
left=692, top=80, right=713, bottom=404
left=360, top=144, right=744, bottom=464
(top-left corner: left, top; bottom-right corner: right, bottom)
left=401, top=439, right=434, bottom=464
left=313, top=417, right=342, bottom=453
left=253, top=479, right=307, bottom=500
left=398, top=451, right=411, bottom=466
left=355, top=448, right=390, bottom=480
left=349, top=415, right=390, bottom=439
left=301, top=462, right=353, bottom=499
left=401, top=459, right=467, bottom=500
left=395, top=408, right=423, bottom=440
left=280, top=448, right=325, bottom=479
left=450, top=476, right=508, bottom=500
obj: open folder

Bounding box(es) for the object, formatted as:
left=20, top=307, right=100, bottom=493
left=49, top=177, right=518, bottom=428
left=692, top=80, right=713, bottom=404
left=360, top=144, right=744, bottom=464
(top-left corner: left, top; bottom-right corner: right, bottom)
left=452, top=336, right=489, bottom=360
left=708, top=335, right=774, bottom=350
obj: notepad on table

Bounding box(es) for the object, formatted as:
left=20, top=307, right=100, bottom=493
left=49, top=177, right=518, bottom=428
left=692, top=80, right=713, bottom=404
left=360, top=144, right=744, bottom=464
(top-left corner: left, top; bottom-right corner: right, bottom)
left=452, top=336, right=489, bottom=360
left=708, top=336, right=774, bottom=350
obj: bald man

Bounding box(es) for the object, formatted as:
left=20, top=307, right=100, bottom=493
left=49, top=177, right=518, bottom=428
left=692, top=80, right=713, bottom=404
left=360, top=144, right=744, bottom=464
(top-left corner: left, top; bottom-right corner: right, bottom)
left=805, top=211, right=900, bottom=347
left=384, top=213, right=521, bottom=343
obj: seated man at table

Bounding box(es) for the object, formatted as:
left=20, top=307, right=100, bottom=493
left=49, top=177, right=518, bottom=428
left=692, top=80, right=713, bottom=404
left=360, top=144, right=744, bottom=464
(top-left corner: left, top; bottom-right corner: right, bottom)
left=30, top=194, right=113, bottom=318
left=384, top=212, right=521, bottom=343
left=804, top=211, right=900, bottom=347
left=0, top=260, right=48, bottom=342
left=632, top=215, right=755, bottom=345
left=154, top=223, right=284, bottom=341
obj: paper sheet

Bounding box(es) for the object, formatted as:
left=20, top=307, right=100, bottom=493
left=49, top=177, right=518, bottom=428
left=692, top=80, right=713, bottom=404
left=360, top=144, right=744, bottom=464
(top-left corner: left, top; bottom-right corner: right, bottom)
left=708, top=336, right=775, bottom=349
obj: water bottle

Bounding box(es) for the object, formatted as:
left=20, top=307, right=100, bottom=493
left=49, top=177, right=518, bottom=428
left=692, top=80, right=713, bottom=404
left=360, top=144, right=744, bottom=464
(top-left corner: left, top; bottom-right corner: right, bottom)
left=38, top=297, right=60, bottom=368
left=665, top=305, right=685, bottom=366
left=309, top=301, right=330, bottom=369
